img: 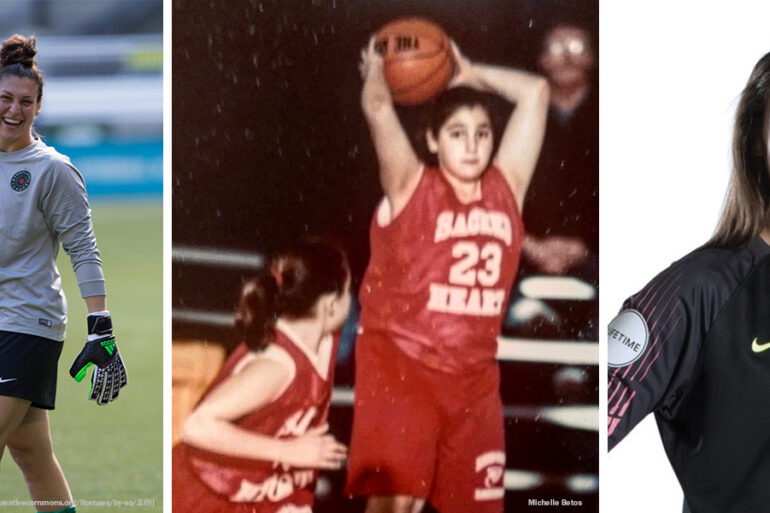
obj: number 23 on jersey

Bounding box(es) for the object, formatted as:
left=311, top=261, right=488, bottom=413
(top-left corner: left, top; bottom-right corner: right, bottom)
left=427, top=208, right=512, bottom=317
left=428, top=240, right=506, bottom=316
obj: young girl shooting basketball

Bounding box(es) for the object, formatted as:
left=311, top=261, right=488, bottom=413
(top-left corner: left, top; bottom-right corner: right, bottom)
left=172, top=240, right=351, bottom=513
left=345, top=37, right=549, bottom=513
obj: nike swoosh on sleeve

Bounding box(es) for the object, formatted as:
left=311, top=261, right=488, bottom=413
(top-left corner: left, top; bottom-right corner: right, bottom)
left=751, top=338, right=770, bottom=353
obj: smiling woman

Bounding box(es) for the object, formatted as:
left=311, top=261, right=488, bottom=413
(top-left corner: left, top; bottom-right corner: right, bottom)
left=0, top=75, right=40, bottom=150
left=0, top=34, right=127, bottom=513
left=0, top=36, right=42, bottom=152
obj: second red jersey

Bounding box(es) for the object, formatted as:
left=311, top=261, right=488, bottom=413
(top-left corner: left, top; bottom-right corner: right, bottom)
left=173, top=323, right=338, bottom=511
left=359, top=165, right=523, bottom=373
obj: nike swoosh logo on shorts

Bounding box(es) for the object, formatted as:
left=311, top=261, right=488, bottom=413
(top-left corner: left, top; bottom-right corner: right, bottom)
left=751, top=338, right=770, bottom=353
left=0, top=377, right=17, bottom=383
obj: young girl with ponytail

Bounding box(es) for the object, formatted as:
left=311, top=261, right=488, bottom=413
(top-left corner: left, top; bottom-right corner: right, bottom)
left=172, top=239, right=351, bottom=513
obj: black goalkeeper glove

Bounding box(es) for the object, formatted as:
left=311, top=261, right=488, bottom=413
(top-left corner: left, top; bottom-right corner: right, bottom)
left=69, top=311, right=128, bottom=405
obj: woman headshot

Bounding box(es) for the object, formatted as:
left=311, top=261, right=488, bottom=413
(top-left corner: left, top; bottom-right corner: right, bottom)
left=603, top=4, right=770, bottom=512
left=0, top=34, right=127, bottom=513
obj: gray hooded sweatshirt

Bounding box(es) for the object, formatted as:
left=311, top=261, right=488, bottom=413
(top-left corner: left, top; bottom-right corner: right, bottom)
left=0, top=138, right=105, bottom=341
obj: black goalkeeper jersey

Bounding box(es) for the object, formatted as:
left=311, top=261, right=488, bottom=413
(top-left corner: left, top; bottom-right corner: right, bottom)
left=608, top=236, right=770, bottom=513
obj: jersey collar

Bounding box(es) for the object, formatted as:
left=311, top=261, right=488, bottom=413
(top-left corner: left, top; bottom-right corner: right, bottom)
left=274, top=319, right=332, bottom=381
left=751, top=234, right=770, bottom=256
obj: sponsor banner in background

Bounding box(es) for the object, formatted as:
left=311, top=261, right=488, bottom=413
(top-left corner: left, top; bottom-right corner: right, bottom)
left=51, top=139, right=162, bottom=196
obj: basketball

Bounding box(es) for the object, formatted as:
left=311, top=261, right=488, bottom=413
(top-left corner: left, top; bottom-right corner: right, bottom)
left=375, top=17, right=454, bottom=105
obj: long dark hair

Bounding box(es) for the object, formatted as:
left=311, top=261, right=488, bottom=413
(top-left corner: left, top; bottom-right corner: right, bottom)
left=705, top=52, right=770, bottom=249
left=234, top=239, right=349, bottom=351
left=0, top=34, right=44, bottom=101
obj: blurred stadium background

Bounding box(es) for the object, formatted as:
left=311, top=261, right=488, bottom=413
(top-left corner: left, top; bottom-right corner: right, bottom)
left=0, top=1, right=162, bottom=511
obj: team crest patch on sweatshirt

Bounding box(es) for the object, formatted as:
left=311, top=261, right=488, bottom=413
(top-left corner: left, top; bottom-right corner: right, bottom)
left=11, top=170, right=31, bottom=191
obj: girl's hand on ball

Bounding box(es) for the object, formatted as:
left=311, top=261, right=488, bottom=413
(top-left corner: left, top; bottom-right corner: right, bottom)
left=448, top=40, right=479, bottom=89
left=359, top=36, right=383, bottom=80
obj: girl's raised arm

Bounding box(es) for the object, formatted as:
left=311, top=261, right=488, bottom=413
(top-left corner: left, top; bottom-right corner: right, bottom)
left=450, top=44, right=549, bottom=209
left=360, top=37, right=422, bottom=218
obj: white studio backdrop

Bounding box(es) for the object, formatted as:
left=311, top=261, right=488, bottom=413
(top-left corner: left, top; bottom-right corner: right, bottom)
left=601, top=1, right=770, bottom=512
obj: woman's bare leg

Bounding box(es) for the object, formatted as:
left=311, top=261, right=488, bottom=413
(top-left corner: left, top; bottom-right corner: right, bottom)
left=0, top=395, right=32, bottom=463
left=7, top=407, right=74, bottom=512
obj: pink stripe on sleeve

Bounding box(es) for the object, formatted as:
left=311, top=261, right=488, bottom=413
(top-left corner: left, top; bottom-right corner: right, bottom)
left=607, top=390, right=636, bottom=437
left=608, top=417, right=621, bottom=436
left=617, top=390, right=636, bottom=417
left=631, top=310, right=682, bottom=381
left=609, top=385, right=628, bottom=416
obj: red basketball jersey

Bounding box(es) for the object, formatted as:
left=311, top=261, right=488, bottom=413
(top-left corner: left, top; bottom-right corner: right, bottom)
left=174, top=324, right=338, bottom=511
left=359, top=165, right=523, bottom=373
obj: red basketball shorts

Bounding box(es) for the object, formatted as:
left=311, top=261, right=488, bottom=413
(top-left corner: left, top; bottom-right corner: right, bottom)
left=345, top=329, right=505, bottom=513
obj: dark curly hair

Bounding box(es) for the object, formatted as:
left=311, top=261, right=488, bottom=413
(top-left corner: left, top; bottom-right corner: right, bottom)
left=420, top=86, right=504, bottom=168
left=0, top=34, right=44, bottom=101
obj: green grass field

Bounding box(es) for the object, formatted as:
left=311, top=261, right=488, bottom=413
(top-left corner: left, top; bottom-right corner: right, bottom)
left=0, top=198, right=162, bottom=512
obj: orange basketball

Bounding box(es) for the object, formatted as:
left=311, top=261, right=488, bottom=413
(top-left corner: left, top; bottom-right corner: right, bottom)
left=375, top=17, right=455, bottom=105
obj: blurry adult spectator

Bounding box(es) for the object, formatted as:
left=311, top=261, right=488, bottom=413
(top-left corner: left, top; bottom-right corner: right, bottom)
left=504, top=23, right=598, bottom=340
left=521, top=23, right=598, bottom=281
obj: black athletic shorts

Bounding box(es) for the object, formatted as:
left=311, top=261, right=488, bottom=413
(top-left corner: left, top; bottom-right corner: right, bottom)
left=0, top=330, right=63, bottom=410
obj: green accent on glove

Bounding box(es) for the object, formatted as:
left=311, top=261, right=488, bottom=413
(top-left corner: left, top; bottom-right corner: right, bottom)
left=74, top=362, right=95, bottom=383
left=101, top=337, right=116, bottom=355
